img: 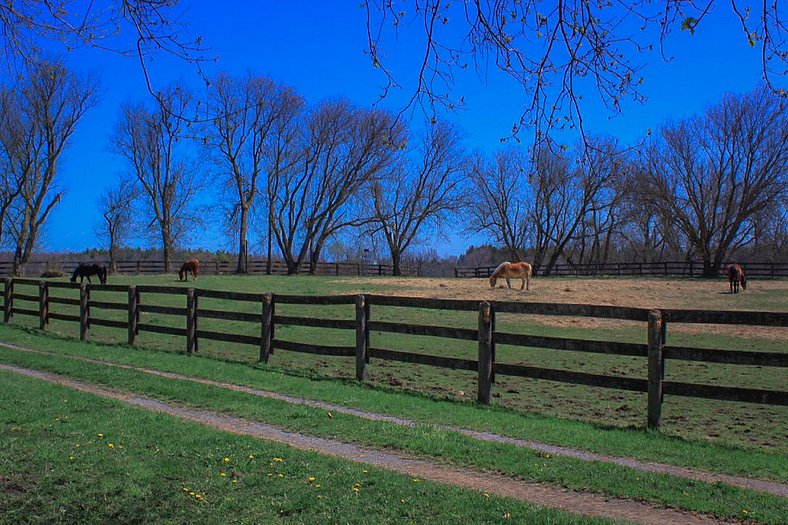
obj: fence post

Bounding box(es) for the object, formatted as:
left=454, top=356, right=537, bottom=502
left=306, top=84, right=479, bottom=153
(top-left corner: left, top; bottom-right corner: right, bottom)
left=260, top=293, right=274, bottom=363
left=79, top=284, right=90, bottom=341
left=38, top=281, right=48, bottom=329
left=186, top=288, right=198, bottom=354
left=127, top=285, right=137, bottom=345
left=647, top=309, right=664, bottom=429
left=355, top=295, right=368, bottom=381
left=3, top=278, right=12, bottom=323
left=477, top=301, right=494, bottom=404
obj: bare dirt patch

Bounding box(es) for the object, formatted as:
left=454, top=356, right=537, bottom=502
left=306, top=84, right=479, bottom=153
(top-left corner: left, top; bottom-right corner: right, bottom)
left=336, top=276, right=788, bottom=340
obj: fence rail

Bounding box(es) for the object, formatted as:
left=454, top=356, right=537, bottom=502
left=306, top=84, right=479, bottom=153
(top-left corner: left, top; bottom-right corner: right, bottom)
left=0, top=259, right=416, bottom=278
left=2, top=277, right=786, bottom=430
left=455, top=261, right=788, bottom=279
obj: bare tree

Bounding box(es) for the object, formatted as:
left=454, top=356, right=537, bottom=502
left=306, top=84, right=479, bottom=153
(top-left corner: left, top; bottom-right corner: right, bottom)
left=206, top=72, right=297, bottom=273
left=0, top=60, right=96, bottom=275
left=95, top=177, right=139, bottom=273
left=641, top=86, right=788, bottom=276
left=563, top=139, right=628, bottom=266
left=112, top=84, right=202, bottom=272
left=528, top=138, right=623, bottom=274
left=0, top=91, right=23, bottom=248
left=364, top=1, right=786, bottom=145
left=267, top=100, right=404, bottom=274
left=370, top=120, right=465, bottom=275
left=464, top=148, right=530, bottom=261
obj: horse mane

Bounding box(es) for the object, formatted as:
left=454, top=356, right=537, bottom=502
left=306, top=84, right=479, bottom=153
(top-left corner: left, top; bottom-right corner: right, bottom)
left=491, top=262, right=509, bottom=277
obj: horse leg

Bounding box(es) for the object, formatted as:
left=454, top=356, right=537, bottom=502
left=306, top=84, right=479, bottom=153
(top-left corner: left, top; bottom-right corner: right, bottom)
left=505, top=277, right=512, bottom=289
left=519, top=276, right=525, bottom=290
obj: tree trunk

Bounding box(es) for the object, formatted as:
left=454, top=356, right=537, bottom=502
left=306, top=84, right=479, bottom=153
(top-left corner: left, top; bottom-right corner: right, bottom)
left=391, top=250, right=402, bottom=276
left=237, top=207, right=249, bottom=273
left=163, top=234, right=172, bottom=274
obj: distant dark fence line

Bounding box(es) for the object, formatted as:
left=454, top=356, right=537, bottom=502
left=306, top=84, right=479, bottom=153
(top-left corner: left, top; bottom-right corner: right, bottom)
left=3, top=277, right=786, bottom=430
left=0, top=259, right=415, bottom=278
left=454, top=261, right=788, bottom=279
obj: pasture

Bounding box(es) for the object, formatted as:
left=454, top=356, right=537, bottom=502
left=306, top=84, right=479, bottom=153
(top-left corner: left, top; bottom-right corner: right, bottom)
left=4, top=273, right=787, bottom=452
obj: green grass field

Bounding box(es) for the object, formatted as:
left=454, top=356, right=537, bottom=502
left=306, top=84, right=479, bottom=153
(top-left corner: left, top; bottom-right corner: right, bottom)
left=2, top=369, right=626, bottom=525
left=6, top=273, right=785, bottom=451
left=0, top=328, right=786, bottom=524
left=0, top=270, right=786, bottom=523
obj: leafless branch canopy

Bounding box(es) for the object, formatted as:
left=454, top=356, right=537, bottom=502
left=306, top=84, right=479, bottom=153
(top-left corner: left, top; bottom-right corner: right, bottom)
left=365, top=1, right=786, bottom=146
left=0, top=0, right=210, bottom=95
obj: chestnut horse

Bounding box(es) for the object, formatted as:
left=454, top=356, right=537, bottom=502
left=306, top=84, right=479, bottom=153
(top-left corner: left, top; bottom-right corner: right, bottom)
left=489, top=261, right=533, bottom=291
left=179, top=258, right=200, bottom=281
left=727, top=263, right=747, bottom=294
left=70, top=263, right=107, bottom=285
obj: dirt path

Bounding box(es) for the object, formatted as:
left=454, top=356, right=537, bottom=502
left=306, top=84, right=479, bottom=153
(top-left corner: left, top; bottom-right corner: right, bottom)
left=1, top=362, right=739, bottom=525
left=2, top=341, right=785, bottom=499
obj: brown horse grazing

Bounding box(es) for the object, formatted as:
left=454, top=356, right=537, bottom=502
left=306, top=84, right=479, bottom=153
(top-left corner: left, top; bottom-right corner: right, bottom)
left=489, top=261, right=533, bottom=291
left=727, top=263, right=747, bottom=294
left=70, top=263, right=107, bottom=285
left=179, top=258, right=200, bottom=281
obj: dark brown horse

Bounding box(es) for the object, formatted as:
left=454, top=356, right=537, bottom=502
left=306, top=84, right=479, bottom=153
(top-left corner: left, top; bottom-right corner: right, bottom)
left=70, top=263, right=107, bottom=285
left=727, top=263, right=747, bottom=294
left=179, top=258, right=199, bottom=281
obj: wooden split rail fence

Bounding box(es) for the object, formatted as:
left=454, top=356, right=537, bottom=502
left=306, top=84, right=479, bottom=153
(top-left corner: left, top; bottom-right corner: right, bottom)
left=3, top=277, right=787, bottom=429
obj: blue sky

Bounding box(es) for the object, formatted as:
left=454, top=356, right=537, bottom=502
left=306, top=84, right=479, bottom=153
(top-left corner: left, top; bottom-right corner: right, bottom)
left=37, top=1, right=772, bottom=258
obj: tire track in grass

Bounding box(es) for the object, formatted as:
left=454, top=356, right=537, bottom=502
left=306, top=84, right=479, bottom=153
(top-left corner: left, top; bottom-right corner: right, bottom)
left=1, top=341, right=784, bottom=498
left=1, top=363, right=734, bottom=525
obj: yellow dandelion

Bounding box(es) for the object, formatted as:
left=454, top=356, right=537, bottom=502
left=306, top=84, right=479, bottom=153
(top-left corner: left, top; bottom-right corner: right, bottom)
left=248, top=455, right=255, bottom=459
left=308, top=476, right=316, bottom=482
left=69, top=455, right=75, bottom=460
left=400, top=499, right=407, bottom=504
left=97, top=433, right=104, bottom=438
left=362, top=469, right=368, bottom=474
left=220, top=472, right=226, bottom=477
left=268, top=473, right=273, bottom=477
left=182, top=488, right=189, bottom=493
left=742, top=509, right=750, bottom=515
left=195, top=494, right=203, bottom=501
left=189, top=492, right=196, bottom=497
left=352, top=487, right=360, bottom=492
left=503, top=512, right=511, bottom=519
left=483, top=492, right=490, bottom=498
left=107, top=443, right=114, bottom=449
left=277, top=473, right=284, bottom=478
left=272, top=457, right=283, bottom=462
left=314, top=484, right=321, bottom=488
left=224, top=457, right=230, bottom=463
left=232, top=479, right=238, bottom=484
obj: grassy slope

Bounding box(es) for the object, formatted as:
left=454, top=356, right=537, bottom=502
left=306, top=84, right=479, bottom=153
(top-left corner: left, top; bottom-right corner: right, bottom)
left=0, top=370, right=616, bottom=525
left=0, top=325, right=785, bottom=524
